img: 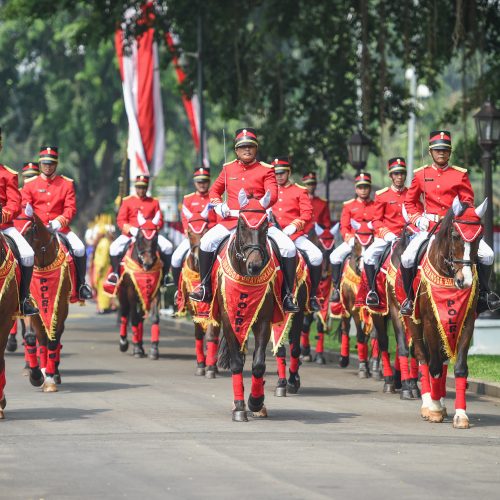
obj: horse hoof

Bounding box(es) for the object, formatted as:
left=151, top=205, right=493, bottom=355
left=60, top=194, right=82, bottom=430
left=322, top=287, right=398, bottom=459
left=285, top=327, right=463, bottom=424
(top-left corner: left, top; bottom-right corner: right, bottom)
left=6, top=336, right=17, bottom=353
left=428, top=410, right=444, bottom=423
left=22, top=367, right=30, bottom=377
left=42, top=380, right=58, bottom=393
left=453, top=414, right=470, bottom=429
left=314, top=353, right=326, bottom=365
left=232, top=410, right=248, bottom=422
left=372, top=370, right=383, bottom=381
left=275, top=386, right=287, bottom=397
left=358, top=363, right=370, bottom=379
left=383, top=383, right=395, bottom=394
left=119, top=337, right=129, bottom=353
left=287, top=375, right=301, bottom=394
left=420, top=406, right=430, bottom=420
left=195, top=367, right=206, bottom=376
left=400, top=390, right=413, bottom=400
left=133, top=344, right=145, bottom=358
left=393, top=369, right=402, bottom=390
left=53, top=374, right=62, bottom=385
left=301, top=354, right=312, bottom=363
left=250, top=406, right=268, bottom=418
left=205, top=366, right=216, bottom=379
left=410, top=379, right=421, bottom=398
left=441, top=407, right=448, bottom=418
left=29, top=368, right=44, bottom=388
left=0, top=409, right=4, bottom=419
left=0, top=396, right=6, bottom=410
left=339, top=356, right=350, bottom=368
left=370, top=359, right=380, bottom=375
left=149, top=348, right=159, bottom=360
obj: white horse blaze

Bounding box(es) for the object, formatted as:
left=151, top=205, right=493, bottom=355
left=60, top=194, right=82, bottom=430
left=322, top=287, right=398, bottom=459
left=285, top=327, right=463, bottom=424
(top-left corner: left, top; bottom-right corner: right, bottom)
left=461, top=242, right=473, bottom=288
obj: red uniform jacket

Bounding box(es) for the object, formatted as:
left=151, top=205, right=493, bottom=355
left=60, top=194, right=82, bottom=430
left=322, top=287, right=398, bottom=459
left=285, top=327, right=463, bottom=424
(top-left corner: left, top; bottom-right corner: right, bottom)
left=404, top=164, right=474, bottom=230
left=372, top=186, right=410, bottom=239
left=181, top=191, right=217, bottom=233
left=117, top=194, right=164, bottom=236
left=340, top=198, right=375, bottom=242
left=209, top=159, right=278, bottom=229
left=272, top=182, right=313, bottom=241
left=22, top=174, right=76, bottom=234
left=0, top=164, right=21, bottom=230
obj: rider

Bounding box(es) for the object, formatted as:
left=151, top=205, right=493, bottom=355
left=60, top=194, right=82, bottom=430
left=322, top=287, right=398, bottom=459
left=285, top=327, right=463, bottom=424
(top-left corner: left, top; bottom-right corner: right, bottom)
left=301, top=171, right=332, bottom=233
left=330, top=172, right=375, bottom=302
left=401, top=130, right=500, bottom=315
left=271, top=157, right=323, bottom=312
left=106, top=174, right=173, bottom=289
left=189, top=128, right=300, bottom=313
left=21, top=162, right=40, bottom=182
left=22, top=146, right=93, bottom=300
left=364, top=157, right=408, bottom=306
left=0, top=128, right=39, bottom=315
left=171, top=167, right=217, bottom=288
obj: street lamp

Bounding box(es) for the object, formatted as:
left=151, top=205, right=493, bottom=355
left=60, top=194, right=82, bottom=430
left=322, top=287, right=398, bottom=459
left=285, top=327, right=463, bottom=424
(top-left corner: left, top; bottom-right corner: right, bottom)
left=347, top=130, right=371, bottom=173
left=474, top=100, right=500, bottom=249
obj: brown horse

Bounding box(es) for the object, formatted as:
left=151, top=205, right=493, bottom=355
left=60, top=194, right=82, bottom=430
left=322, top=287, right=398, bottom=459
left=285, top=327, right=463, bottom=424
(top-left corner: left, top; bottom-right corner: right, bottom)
left=337, top=219, right=374, bottom=377
left=118, top=211, right=162, bottom=359
left=407, top=197, right=485, bottom=429
left=216, top=190, right=277, bottom=421
left=179, top=204, right=220, bottom=378
left=23, top=210, right=72, bottom=393
left=0, top=212, right=22, bottom=418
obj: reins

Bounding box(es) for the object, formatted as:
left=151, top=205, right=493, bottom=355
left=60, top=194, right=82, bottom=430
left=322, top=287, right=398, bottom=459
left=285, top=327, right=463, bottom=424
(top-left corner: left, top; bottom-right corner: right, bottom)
left=234, top=208, right=269, bottom=265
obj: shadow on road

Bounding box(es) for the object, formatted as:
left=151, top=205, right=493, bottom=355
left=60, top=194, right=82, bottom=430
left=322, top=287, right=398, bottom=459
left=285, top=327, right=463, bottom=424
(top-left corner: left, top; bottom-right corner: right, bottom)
left=266, top=408, right=359, bottom=424
left=60, top=382, right=149, bottom=393
left=298, top=386, right=374, bottom=397
left=5, top=407, right=109, bottom=421
left=158, top=353, right=196, bottom=361
left=60, top=369, right=123, bottom=377
left=467, top=413, right=500, bottom=427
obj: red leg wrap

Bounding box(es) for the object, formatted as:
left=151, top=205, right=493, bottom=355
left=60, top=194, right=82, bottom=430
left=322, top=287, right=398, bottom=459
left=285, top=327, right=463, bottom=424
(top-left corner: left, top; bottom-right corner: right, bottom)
left=25, top=344, right=38, bottom=369
left=138, top=322, right=144, bottom=343
left=38, top=345, right=47, bottom=369
left=399, top=356, right=410, bottom=381
left=0, top=368, right=6, bottom=399
left=410, top=357, right=419, bottom=379
left=251, top=375, right=265, bottom=398
left=430, top=375, right=441, bottom=402
left=10, top=321, right=17, bottom=335
left=419, top=364, right=431, bottom=394
left=301, top=331, right=310, bottom=348
left=195, top=339, right=205, bottom=364
left=394, top=347, right=401, bottom=371
left=371, top=338, right=380, bottom=358
left=357, top=342, right=368, bottom=362
left=440, top=364, right=448, bottom=398
left=276, top=356, right=286, bottom=379
left=56, top=344, right=62, bottom=363
left=46, top=349, right=57, bottom=377
left=151, top=324, right=160, bottom=343
left=290, top=354, right=300, bottom=374
left=232, top=372, right=244, bottom=401
left=132, top=326, right=139, bottom=344
left=455, top=376, right=467, bottom=411
left=381, top=352, right=392, bottom=377
left=206, top=341, right=218, bottom=366
left=120, top=316, right=128, bottom=337
left=316, top=333, right=324, bottom=353
left=341, top=333, right=349, bottom=357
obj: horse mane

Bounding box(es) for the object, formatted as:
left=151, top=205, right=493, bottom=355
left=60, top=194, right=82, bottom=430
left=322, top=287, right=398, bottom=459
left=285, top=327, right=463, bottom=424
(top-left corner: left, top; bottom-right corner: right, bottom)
left=434, top=202, right=468, bottom=245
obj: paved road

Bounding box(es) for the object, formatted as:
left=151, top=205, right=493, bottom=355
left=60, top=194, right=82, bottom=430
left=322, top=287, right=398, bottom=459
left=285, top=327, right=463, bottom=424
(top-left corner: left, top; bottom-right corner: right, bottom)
left=1, top=305, right=500, bottom=500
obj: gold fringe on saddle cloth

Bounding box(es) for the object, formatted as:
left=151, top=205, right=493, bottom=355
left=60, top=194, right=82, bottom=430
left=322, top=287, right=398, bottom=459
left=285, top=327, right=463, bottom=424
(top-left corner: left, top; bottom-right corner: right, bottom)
left=177, top=261, right=210, bottom=322
left=342, top=263, right=373, bottom=334
left=0, top=246, right=21, bottom=320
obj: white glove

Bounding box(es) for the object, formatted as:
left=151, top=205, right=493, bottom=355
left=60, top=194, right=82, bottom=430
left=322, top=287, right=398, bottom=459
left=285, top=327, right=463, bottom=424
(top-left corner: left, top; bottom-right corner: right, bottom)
left=416, top=216, right=430, bottom=232
left=266, top=208, right=273, bottom=221
left=24, top=203, right=34, bottom=218
left=384, top=232, right=397, bottom=242
left=129, top=226, right=139, bottom=237
left=283, top=224, right=297, bottom=236
left=48, top=219, right=61, bottom=233
left=214, top=203, right=230, bottom=218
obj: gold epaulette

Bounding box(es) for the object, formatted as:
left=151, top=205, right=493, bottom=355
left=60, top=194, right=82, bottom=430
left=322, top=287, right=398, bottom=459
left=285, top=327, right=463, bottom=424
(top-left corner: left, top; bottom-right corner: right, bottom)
left=413, top=165, right=428, bottom=173
left=0, top=164, right=18, bottom=175
left=295, top=184, right=308, bottom=190
left=122, top=194, right=133, bottom=201
left=24, top=175, right=37, bottom=183
left=451, top=165, right=467, bottom=173
left=222, top=160, right=235, bottom=167
left=61, top=175, right=74, bottom=182
left=260, top=161, right=273, bottom=168
left=343, top=198, right=354, bottom=205
left=376, top=187, right=389, bottom=196
left=183, top=192, right=196, bottom=199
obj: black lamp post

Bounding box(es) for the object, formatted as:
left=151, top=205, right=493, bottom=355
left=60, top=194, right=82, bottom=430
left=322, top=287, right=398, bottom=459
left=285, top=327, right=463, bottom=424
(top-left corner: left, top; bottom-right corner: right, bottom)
left=347, top=130, right=371, bottom=173
left=474, top=100, right=500, bottom=249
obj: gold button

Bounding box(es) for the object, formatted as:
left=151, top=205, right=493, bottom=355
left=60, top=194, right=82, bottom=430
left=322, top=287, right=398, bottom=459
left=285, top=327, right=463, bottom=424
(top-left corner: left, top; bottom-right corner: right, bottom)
left=437, top=185, right=440, bottom=188
left=279, top=208, right=282, bottom=211
left=279, top=198, right=283, bottom=202
left=242, top=178, right=245, bottom=181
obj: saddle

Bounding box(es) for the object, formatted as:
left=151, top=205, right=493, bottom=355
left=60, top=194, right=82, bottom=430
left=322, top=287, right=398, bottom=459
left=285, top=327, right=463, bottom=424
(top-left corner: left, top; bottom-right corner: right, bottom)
left=413, top=238, right=430, bottom=275
left=57, top=233, right=74, bottom=257
left=2, top=233, right=21, bottom=263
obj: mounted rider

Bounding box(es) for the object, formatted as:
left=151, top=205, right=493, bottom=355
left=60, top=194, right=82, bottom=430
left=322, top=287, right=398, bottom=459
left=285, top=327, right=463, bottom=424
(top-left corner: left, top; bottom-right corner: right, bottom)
left=271, top=157, right=323, bottom=312
left=106, top=174, right=173, bottom=290
left=400, top=130, right=500, bottom=315
left=330, top=172, right=376, bottom=302
left=22, top=146, right=93, bottom=300
left=189, top=128, right=300, bottom=313
left=364, top=157, right=409, bottom=306
left=301, top=171, right=332, bottom=233
left=0, top=128, right=39, bottom=315
left=171, top=167, right=217, bottom=288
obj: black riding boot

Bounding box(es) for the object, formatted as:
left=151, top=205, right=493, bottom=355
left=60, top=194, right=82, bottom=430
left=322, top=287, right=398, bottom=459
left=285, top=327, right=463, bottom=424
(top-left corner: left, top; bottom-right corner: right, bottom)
left=160, top=252, right=172, bottom=286
left=365, top=264, right=380, bottom=306
left=282, top=256, right=300, bottom=313
left=189, top=249, right=216, bottom=303
left=330, top=263, right=342, bottom=303
left=19, top=265, right=39, bottom=316
left=477, top=263, right=500, bottom=313
left=308, top=264, right=322, bottom=312
left=400, top=266, right=415, bottom=316
left=74, top=255, right=93, bottom=300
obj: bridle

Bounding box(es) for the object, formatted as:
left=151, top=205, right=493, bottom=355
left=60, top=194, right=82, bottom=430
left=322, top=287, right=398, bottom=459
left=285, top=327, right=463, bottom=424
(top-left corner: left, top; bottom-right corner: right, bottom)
left=234, top=208, right=269, bottom=265
left=444, top=219, right=479, bottom=277
left=22, top=216, right=57, bottom=268
left=134, top=229, right=158, bottom=268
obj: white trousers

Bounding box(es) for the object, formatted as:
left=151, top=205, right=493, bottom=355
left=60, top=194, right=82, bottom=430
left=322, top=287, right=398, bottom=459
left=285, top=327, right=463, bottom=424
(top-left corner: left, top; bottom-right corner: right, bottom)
left=295, top=235, right=323, bottom=266
left=62, top=231, right=86, bottom=257
left=199, top=223, right=297, bottom=258
left=109, top=234, right=173, bottom=257
left=2, top=227, right=35, bottom=266
left=329, top=239, right=355, bottom=265
left=363, top=237, right=390, bottom=266
left=401, top=232, right=494, bottom=268
left=172, top=238, right=191, bottom=267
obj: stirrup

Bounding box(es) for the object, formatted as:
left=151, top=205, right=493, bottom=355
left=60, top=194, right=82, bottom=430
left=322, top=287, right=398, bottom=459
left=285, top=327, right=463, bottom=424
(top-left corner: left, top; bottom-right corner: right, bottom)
left=309, top=296, right=321, bottom=312
left=400, top=298, right=414, bottom=316
left=189, top=284, right=212, bottom=304
left=79, top=284, right=93, bottom=300
left=21, top=298, right=39, bottom=316
left=366, top=290, right=380, bottom=307
left=486, top=291, right=500, bottom=311
left=331, top=288, right=340, bottom=303
left=105, top=273, right=119, bottom=286
left=283, top=293, right=300, bottom=313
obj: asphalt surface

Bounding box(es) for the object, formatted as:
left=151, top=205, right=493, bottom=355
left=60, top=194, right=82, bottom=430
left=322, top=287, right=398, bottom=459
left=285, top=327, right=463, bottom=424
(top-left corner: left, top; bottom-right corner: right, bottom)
left=1, top=304, right=500, bottom=500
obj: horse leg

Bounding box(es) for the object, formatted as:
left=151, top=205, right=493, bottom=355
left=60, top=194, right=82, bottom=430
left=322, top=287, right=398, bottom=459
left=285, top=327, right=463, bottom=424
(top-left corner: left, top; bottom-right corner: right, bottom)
left=0, top=359, right=5, bottom=418
left=248, top=320, right=271, bottom=418
left=149, top=302, right=160, bottom=361
left=452, top=326, right=473, bottom=429
left=375, top=315, right=394, bottom=392
left=427, top=353, right=444, bottom=423
left=23, top=318, right=43, bottom=387
left=355, top=313, right=370, bottom=378
left=205, top=324, right=219, bottom=379
left=42, top=338, right=59, bottom=393
left=339, top=317, right=350, bottom=368
left=391, top=302, right=412, bottom=398
left=131, top=305, right=145, bottom=358
left=369, top=328, right=381, bottom=379
left=6, top=320, right=17, bottom=353
left=194, top=323, right=206, bottom=375
left=314, top=319, right=326, bottom=365
left=275, top=345, right=287, bottom=397
left=225, top=329, right=247, bottom=422
left=54, top=342, right=63, bottom=385
left=119, top=295, right=130, bottom=352
left=288, top=308, right=304, bottom=394
left=300, top=313, right=313, bottom=362
left=409, top=356, right=421, bottom=399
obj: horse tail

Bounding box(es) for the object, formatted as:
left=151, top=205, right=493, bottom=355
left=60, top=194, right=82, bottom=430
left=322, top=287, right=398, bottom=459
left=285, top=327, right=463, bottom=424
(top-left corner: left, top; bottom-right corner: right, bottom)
left=217, top=332, right=231, bottom=370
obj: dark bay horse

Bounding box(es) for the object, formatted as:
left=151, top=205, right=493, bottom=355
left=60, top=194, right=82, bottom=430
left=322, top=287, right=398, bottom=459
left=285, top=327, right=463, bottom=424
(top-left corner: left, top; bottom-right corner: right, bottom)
left=216, top=190, right=277, bottom=421
left=23, top=210, right=72, bottom=393
left=407, top=197, right=485, bottom=429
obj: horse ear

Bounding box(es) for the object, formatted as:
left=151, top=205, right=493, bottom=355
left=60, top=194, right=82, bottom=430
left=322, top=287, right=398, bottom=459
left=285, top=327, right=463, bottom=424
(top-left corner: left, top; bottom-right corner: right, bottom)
left=259, top=190, right=271, bottom=209
left=475, top=198, right=488, bottom=218
left=182, top=205, right=193, bottom=220
left=152, top=210, right=161, bottom=226
left=314, top=223, right=325, bottom=236
left=331, top=222, right=340, bottom=235
left=238, top=189, right=249, bottom=208
left=200, top=204, right=210, bottom=220
left=25, top=203, right=34, bottom=218
left=137, top=211, right=146, bottom=227
left=367, top=221, right=374, bottom=230
left=401, top=204, right=410, bottom=223
left=452, top=196, right=464, bottom=216
left=350, top=218, right=361, bottom=230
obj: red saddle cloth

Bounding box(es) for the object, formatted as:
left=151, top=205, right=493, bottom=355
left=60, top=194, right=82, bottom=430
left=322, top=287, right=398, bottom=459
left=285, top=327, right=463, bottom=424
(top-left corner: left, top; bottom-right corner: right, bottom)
left=177, top=259, right=210, bottom=322
left=207, top=236, right=284, bottom=350
left=0, top=241, right=21, bottom=319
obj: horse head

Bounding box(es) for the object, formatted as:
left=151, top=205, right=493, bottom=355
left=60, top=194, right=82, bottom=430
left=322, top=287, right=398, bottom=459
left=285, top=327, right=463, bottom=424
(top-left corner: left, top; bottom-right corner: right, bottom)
left=350, top=218, right=374, bottom=274
left=134, top=210, right=160, bottom=271
left=182, top=204, right=210, bottom=273
left=435, top=196, right=485, bottom=289
left=22, top=205, right=59, bottom=267
left=315, top=222, right=339, bottom=278
left=234, top=189, right=270, bottom=276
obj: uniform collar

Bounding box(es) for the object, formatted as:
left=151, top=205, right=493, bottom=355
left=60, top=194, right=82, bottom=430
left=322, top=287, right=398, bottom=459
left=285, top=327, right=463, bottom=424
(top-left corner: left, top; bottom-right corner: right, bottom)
left=431, top=163, right=449, bottom=171
left=356, top=197, right=371, bottom=204
left=41, top=173, right=57, bottom=181
left=237, top=159, right=258, bottom=168
left=279, top=181, right=293, bottom=188
left=390, top=184, right=406, bottom=193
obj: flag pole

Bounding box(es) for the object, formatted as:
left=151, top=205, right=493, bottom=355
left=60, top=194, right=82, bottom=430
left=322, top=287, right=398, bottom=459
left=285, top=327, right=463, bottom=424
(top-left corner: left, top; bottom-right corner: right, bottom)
left=197, top=10, right=205, bottom=167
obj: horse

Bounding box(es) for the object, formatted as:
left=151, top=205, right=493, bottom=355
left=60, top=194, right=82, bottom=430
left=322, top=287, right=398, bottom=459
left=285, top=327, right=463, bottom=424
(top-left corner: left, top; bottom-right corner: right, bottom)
left=334, top=219, right=375, bottom=377
left=215, top=189, right=281, bottom=421
left=178, top=204, right=220, bottom=378
left=300, top=223, right=339, bottom=364
left=406, top=197, right=486, bottom=429
left=117, top=211, right=162, bottom=360
left=22, top=208, right=73, bottom=393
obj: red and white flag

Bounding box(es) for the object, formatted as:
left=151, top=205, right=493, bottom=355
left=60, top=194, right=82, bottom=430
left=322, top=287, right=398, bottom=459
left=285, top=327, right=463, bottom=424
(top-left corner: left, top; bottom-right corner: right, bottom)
left=115, top=4, right=165, bottom=181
